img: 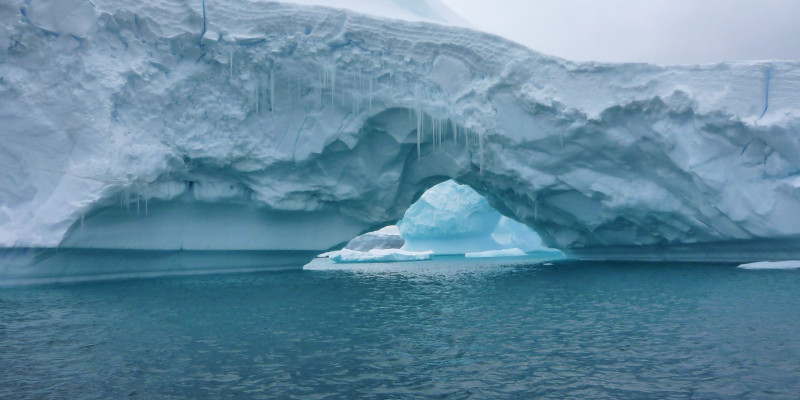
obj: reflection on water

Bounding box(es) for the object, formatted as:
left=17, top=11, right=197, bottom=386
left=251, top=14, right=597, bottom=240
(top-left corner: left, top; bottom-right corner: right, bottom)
left=2, top=257, right=800, bottom=399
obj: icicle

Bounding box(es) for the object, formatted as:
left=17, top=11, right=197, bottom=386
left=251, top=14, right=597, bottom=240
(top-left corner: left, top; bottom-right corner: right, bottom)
left=434, top=118, right=438, bottom=150
left=433, top=117, right=437, bottom=150
left=270, top=69, right=275, bottom=113
left=439, top=119, right=443, bottom=149
left=352, top=73, right=357, bottom=115
left=229, top=50, right=233, bottom=79
left=416, top=107, right=422, bottom=159
left=479, top=132, right=485, bottom=173
left=255, top=82, right=259, bottom=113
left=289, top=77, right=293, bottom=113
left=124, top=188, right=130, bottom=214
left=440, top=119, right=444, bottom=149
left=453, top=122, right=457, bottom=145
left=369, top=78, right=373, bottom=113
left=137, top=195, right=140, bottom=216
left=331, top=67, right=335, bottom=106
left=534, top=201, right=538, bottom=221
left=80, top=215, right=84, bottom=232
left=145, top=198, right=148, bottom=216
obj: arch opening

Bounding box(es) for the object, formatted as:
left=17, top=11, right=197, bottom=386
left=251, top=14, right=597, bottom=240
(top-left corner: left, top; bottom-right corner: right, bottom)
left=321, top=179, right=560, bottom=263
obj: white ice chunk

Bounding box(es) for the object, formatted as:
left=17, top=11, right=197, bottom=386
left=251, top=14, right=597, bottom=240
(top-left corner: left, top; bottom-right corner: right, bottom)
left=465, top=248, right=527, bottom=258
left=329, top=249, right=433, bottom=263
left=342, top=225, right=405, bottom=251
left=737, top=260, right=800, bottom=270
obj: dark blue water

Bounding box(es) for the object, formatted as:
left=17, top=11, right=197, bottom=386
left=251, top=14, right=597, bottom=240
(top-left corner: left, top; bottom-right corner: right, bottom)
left=2, top=258, right=800, bottom=399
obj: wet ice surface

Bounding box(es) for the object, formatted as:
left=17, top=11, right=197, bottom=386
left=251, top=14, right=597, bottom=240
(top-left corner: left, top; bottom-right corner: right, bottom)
left=2, top=258, right=800, bottom=399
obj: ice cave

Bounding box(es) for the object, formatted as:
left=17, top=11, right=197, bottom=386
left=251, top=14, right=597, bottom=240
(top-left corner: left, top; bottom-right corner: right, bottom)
left=2, top=0, right=800, bottom=281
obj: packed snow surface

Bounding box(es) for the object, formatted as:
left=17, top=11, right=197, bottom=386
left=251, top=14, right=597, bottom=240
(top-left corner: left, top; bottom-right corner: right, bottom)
left=737, top=261, right=800, bottom=270
left=2, top=0, right=800, bottom=268
left=465, top=248, right=527, bottom=258
left=329, top=249, right=433, bottom=263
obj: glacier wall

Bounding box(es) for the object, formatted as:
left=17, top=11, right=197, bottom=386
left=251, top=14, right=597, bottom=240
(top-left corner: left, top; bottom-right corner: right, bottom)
left=2, top=0, right=800, bottom=266
left=398, top=180, right=549, bottom=254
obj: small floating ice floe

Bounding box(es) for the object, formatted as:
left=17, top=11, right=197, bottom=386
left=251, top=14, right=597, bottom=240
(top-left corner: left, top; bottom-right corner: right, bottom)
left=737, top=260, right=800, bottom=270
left=464, top=248, right=527, bottom=258
left=329, top=248, right=433, bottom=263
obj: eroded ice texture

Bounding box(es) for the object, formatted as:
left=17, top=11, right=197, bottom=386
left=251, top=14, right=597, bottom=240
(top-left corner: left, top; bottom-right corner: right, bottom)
left=1, top=0, right=800, bottom=266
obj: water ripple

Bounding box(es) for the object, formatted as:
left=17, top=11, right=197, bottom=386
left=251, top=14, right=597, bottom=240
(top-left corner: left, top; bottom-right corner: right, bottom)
left=2, top=259, right=800, bottom=399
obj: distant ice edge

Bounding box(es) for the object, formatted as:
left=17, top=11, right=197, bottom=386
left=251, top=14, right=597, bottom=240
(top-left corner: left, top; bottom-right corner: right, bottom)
left=1, top=0, right=800, bottom=280
left=565, top=236, right=800, bottom=262
left=738, top=260, right=800, bottom=270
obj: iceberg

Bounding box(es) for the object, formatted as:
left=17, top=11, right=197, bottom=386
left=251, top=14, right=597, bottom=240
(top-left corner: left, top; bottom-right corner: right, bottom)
left=329, top=248, right=433, bottom=263
left=398, top=180, right=546, bottom=254
left=737, top=261, right=800, bottom=270
left=2, top=0, right=800, bottom=281
left=465, top=248, right=527, bottom=258
left=399, top=180, right=502, bottom=254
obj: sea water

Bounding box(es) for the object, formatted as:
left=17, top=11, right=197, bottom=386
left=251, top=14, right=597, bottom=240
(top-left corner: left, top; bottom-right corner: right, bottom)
left=2, top=256, right=799, bottom=399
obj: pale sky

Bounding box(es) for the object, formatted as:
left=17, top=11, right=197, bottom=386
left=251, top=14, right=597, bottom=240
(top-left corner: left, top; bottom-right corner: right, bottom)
left=439, top=0, right=800, bottom=65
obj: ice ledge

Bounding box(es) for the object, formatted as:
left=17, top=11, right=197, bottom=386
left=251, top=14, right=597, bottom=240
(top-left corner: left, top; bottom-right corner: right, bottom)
left=564, top=236, right=800, bottom=263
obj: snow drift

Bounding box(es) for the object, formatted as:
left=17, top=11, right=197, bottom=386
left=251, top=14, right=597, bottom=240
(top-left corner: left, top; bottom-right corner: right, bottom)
left=2, top=0, right=800, bottom=279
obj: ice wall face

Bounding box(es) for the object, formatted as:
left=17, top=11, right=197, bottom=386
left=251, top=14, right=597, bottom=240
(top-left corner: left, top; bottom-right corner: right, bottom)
left=2, top=0, right=800, bottom=263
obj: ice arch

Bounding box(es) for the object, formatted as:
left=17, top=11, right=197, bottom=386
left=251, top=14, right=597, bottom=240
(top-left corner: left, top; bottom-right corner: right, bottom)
left=396, top=180, right=551, bottom=255
left=2, top=0, right=800, bottom=276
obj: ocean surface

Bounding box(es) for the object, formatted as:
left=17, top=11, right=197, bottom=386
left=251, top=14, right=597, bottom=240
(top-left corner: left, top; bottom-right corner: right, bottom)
left=2, top=255, right=800, bottom=399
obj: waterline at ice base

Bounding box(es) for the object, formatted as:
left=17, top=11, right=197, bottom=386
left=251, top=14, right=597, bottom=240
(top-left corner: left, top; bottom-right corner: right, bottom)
left=3, top=0, right=800, bottom=283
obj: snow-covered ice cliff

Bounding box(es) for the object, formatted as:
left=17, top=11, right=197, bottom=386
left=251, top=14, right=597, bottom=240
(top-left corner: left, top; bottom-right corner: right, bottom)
left=399, top=180, right=548, bottom=254
left=2, top=0, right=800, bottom=273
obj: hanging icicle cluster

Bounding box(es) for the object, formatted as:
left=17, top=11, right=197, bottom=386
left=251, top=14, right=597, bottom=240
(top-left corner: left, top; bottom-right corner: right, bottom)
left=117, top=184, right=149, bottom=217
left=410, top=109, right=486, bottom=173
